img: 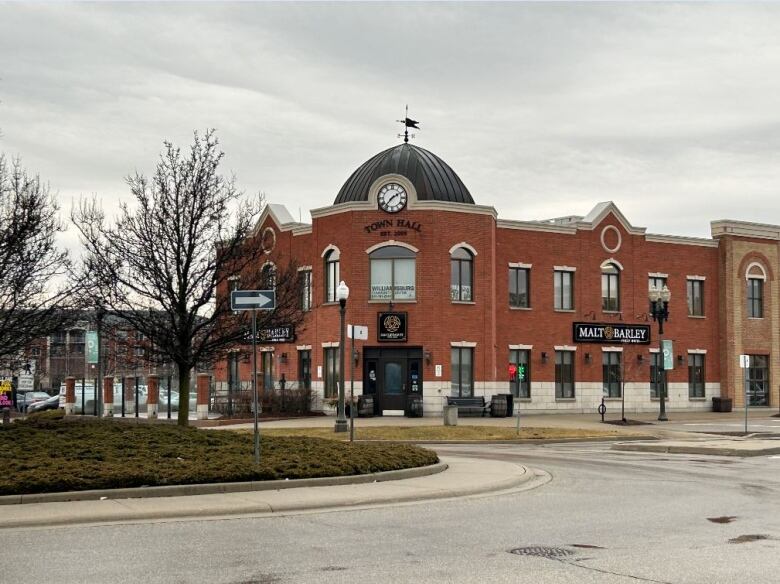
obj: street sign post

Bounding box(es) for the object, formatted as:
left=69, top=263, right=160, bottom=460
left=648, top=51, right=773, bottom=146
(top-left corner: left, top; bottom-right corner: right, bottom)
left=740, top=354, right=750, bottom=434
left=230, top=289, right=277, bottom=465
left=347, top=324, right=368, bottom=442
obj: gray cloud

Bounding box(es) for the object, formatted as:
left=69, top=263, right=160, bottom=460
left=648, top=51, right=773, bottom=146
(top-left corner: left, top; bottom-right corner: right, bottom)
left=2, top=2, right=780, bottom=241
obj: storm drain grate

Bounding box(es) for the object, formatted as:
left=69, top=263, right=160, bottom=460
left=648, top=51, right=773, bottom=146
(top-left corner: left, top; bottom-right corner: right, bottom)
left=509, top=546, right=577, bottom=559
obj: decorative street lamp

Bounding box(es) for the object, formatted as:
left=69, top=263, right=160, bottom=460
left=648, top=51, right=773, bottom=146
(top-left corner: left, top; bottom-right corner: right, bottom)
left=649, top=284, right=671, bottom=421
left=335, top=280, right=350, bottom=433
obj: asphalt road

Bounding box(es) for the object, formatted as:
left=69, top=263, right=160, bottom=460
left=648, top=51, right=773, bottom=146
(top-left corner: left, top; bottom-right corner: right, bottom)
left=3, top=442, right=780, bottom=584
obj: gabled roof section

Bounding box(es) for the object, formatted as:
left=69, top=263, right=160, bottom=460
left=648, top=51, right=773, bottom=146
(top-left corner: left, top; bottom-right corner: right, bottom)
left=577, top=201, right=646, bottom=235
left=253, top=203, right=311, bottom=236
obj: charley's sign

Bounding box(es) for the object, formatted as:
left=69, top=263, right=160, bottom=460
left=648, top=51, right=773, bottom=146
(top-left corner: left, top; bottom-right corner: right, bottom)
left=573, top=323, right=651, bottom=345
left=245, top=325, right=295, bottom=343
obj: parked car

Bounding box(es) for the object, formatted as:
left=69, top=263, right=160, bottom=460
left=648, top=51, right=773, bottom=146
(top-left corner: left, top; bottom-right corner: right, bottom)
left=26, top=393, right=60, bottom=414
left=18, top=391, right=51, bottom=413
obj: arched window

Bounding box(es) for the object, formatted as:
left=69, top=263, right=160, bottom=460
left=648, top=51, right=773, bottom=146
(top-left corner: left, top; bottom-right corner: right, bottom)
left=601, top=262, right=620, bottom=311
left=324, top=248, right=340, bottom=303
left=369, top=245, right=416, bottom=300
left=746, top=263, right=767, bottom=318
left=451, top=247, right=474, bottom=301
left=260, top=263, right=276, bottom=289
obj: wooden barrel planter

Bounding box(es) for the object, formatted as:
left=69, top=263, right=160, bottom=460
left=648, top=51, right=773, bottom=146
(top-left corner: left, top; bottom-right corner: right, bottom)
left=490, top=394, right=508, bottom=417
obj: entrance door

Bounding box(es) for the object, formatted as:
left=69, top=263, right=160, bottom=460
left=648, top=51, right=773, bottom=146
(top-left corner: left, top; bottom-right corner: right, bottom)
left=363, top=347, right=423, bottom=414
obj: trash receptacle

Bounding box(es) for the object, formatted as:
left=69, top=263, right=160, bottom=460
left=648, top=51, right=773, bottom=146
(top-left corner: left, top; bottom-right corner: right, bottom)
left=499, top=393, right=514, bottom=417
left=712, top=397, right=733, bottom=412
left=407, top=395, right=423, bottom=417
left=490, top=394, right=508, bottom=417
left=443, top=404, right=458, bottom=426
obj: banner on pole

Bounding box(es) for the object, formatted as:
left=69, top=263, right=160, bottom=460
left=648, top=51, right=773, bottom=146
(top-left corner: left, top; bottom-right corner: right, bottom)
left=86, top=331, right=99, bottom=364
left=662, top=340, right=674, bottom=370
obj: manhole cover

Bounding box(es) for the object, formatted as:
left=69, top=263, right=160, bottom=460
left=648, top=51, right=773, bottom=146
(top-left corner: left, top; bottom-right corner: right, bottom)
left=509, top=546, right=576, bottom=559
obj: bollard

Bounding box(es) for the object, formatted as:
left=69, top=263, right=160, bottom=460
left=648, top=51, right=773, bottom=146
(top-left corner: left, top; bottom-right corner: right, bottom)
left=443, top=404, right=458, bottom=426
left=64, top=376, right=76, bottom=415
left=147, top=375, right=159, bottom=419
left=196, top=373, right=209, bottom=420
left=102, top=376, right=114, bottom=417
left=598, top=397, right=607, bottom=423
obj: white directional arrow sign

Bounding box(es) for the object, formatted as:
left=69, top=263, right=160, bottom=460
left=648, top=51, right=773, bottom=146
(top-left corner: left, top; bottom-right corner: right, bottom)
left=231, top=290, right=276, bottom=311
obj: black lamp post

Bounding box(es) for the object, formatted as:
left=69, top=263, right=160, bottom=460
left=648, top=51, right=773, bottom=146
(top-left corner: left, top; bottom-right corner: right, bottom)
left=649, top=284, right=671, bottom=421
left=335, top=280, right=349, bottom=433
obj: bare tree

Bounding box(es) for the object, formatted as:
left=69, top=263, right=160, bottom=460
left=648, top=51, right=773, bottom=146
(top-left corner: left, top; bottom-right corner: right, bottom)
left=0, top=155, right=74, bottom=366
left=73, top=130, right=305, bottom=425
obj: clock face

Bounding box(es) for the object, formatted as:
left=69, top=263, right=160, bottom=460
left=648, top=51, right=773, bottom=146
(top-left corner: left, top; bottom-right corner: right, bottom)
left=377, top=183, right=408, bottom=213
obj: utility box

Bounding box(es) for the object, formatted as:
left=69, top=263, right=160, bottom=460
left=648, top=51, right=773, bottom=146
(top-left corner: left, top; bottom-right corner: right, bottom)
left=443, top=404, right=458, bottom=426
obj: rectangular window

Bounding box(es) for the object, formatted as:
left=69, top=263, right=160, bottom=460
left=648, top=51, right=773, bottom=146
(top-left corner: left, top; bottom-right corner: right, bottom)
left=450, top=347, right=473, bottom=397
left=325, top=347, right=339, bottom=398
left=602, top=351, right=622, bottom=398
left=300, top=270, right=312, bottom=311
left=747, top=278, right=763, bottom=318
left=509, top=268, right=530, bottom=308
left=134, top=347, right=145, bottom=357
left=555, top=350, right=575, bottom=398
left=261, top=352, right=274, bottom=391
left=323, top=348, right=339, bottom=398
left=554, top=270, right=574, bottom=310
left=650, top=352, right=667, bottom=399
left=648, top=276, right=667, bottom=312
left=601, top=266, right=620, bottom=311
left=325, top=254, right=340, bottom=303
left=745, top=355, right=769, bottom=406
left=298, top=350, right=312, bottom=390
left=509, top=349, right=531, bottom=398
left=370, top=257, right=416, bottom=300
left=687, top=279, right=704, bottom=316
left=688, top=353, right=705, bottom=398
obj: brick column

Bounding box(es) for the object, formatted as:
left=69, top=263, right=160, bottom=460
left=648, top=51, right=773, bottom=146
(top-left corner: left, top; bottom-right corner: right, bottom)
left=64, top=376, right=76, bottom=415
left=147, top=375, right=159, bottom=419
left=102, top=376, right=114, bottom=417
left=196, top=373, right=210, bottom=420
left=124, top=377, right=136, bottom=415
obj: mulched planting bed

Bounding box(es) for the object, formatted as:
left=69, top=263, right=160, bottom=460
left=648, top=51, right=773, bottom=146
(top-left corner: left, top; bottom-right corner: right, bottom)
left=1, top=411, right=438, bottom=496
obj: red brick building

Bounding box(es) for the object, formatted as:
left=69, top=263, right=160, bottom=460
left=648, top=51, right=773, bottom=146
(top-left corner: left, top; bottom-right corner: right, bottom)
left=216, top=142, right=777, bottom=415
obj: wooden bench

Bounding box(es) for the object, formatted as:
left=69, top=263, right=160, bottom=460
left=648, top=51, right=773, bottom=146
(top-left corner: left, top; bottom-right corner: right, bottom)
left=447, top=396, right=490, bottom=417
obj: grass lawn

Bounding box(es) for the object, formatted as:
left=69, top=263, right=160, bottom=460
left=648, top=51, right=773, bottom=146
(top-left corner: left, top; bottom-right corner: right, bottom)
left=256, top=425, right=620, bottom=441
left=0, top=411, right=438, bottom=496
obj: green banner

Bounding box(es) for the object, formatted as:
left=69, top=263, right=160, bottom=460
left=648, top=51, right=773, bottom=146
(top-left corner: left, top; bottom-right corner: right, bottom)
left=86, top=331, right=99, bottom=364
left=662, top=339, right=674, bottom=370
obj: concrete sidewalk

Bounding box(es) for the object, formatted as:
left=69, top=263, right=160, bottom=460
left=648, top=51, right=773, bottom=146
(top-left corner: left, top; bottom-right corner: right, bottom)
left=0, top=456, right=545, bottom=530
left=612, top=437, right=780, bottom=457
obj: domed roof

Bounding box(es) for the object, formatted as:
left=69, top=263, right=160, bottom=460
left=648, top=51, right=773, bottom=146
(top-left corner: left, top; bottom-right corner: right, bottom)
left=334, top=143, right=474, bottom=205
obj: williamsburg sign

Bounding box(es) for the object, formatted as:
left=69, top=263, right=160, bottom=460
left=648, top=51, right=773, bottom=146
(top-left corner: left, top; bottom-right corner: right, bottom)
left=573, top=322, right=651, bottom=345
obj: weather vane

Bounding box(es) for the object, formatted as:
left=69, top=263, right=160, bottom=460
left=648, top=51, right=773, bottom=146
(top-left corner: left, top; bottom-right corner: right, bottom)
left=397, top=105, right=420, bottom=143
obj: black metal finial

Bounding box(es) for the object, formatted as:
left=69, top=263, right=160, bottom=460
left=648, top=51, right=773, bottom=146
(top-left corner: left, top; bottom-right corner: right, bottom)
left=397, top=105, right=420, bottom=143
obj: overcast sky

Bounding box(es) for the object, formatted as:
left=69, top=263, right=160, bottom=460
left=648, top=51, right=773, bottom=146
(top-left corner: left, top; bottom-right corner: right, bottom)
left=2, top=2, right=780, bottom=243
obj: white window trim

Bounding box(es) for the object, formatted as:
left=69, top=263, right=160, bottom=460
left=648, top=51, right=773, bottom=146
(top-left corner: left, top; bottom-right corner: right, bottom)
left=745, top=262, right=768, bottom=281
left=509, top=262, right=532, bottom=269
left=601, top=347, right=624, bottom=352
left=688, top=349, right=707, bottom=354
left=259, top=347, right=274, bottom=353
left=448, top=242, right=478, bottom=256
left=365, top=240, right=419, bottom=255
left=260, top=260, right=276, bottom=271
left=553, top=265, right=576, bottom=272
left=450, top=341, right=477, bottom=347
left=321, top=244, right=341, bottom=258
left=648, top=272, right=668, bottom=278
left=554, top=345, right=577, bottom=351
left=509, top=344, right=533, bottom=350
left=649, top=348, right=660, bottom=353
left=600, top=258, right=624, bottom=271
left=321, top=341, right=340, bottom=348
left=297, top=265, right=313, bottom=272
left=296, top=345, right=312, bottom=351
left=687, top=275, right=706, bottom=281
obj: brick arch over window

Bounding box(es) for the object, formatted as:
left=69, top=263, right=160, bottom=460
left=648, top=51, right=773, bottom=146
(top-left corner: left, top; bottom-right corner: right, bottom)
left=738, top=252, right=775, bottom=282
